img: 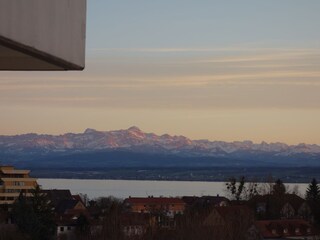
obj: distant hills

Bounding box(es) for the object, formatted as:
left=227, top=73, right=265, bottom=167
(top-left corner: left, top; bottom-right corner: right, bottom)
left=1, top=127, right=320, bottom=180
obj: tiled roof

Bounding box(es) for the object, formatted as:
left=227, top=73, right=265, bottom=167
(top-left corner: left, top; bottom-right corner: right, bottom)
left=201, top=196, right=229, bottom=204
left=215, top=205, right=253, bottom=219
left=125, top=197, right=185, bottom=205
left=249, top=194, right=305, bottom=211
left=56, top=199, right=80, bottom=214
left=182, top=196, right=229, bottom=206
left=42, top=189, right=73, bottom=207
left=55, top=214, right=78, bottom=226
left=204, top=205, right=254, bottom=227
left=55, top=211, right=90, bottom=226
left=255, top=219, right=317, bottom=238
left=182, top=196, right=199, bottom=205
left=72, top=194, right=85, bottom=205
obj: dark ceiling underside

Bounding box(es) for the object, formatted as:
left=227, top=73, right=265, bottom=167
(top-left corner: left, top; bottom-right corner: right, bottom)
left=0, top=36, right=83, bottom=71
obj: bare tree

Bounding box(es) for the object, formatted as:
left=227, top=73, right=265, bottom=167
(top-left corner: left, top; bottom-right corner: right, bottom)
left=225, top=176, right=260, bottom=201
left=258, top=174, right=274, bottom=195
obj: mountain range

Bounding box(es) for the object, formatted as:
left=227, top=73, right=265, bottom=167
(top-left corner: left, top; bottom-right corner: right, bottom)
left=1, top=127, right=320, bottom=181
left=1, top=126, right=320, bottom=158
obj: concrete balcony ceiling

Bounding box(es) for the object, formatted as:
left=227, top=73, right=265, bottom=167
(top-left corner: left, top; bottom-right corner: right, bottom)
left=0, top=0, right=87, bottom=71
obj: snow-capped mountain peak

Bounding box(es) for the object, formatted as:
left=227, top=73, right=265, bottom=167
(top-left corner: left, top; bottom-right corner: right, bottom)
left=0, top=127, right=320, bottom=158
left=84, top=128, right=98, bottom=134
left=127, top=126, right=142, bottom=132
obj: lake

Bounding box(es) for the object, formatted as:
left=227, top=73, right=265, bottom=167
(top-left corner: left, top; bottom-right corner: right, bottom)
left=38, top=179, right=309, bottom=199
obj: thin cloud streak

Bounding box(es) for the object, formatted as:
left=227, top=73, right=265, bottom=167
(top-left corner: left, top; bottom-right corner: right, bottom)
left=1, top=72, right=320, bottom=90
left=88, top=47, right=320, bottom=54
left=1, top=47, right=320, bottom=112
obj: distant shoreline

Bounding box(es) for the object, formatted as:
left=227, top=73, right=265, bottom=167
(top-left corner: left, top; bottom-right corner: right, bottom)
left=25, top=165, right=320, bottom=184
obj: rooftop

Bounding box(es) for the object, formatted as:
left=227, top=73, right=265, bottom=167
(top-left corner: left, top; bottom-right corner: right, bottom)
left=255, top=219, right=317, bottom=238
left=125, top=197, right=185, bottom=205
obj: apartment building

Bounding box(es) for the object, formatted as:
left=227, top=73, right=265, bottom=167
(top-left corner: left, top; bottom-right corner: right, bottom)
left=0, top=166, right=38, bottom=205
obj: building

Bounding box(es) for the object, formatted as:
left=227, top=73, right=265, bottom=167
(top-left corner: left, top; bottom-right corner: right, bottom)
left=255, top=219, right=320, bottom=239
left=0, top=0, right=87, bottom=70
left=203, top=206, right=257, bottom=240
left=182, top=195, right=229, bottom=208
left=121, top=213, right=156, bottom=237
left=42, top=189, right=74, bottom=208
left=124, top=197, right=186, bottom=217
left=204, top=205, right=254, bottom=227
left=248, top=194, right=313, bottom=221
left=42, top=189, right=89, bottom=240
left=0, top=166, right=38, bottom=205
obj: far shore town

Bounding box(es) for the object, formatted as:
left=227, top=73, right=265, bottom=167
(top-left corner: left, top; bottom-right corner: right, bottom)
left=0, top=165, right=320, bottom=240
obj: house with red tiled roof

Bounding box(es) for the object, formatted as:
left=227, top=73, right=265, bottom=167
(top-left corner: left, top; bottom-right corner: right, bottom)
left=255, top=219, right=319, bottom=239
left=124, top=197, right=185, bottom=217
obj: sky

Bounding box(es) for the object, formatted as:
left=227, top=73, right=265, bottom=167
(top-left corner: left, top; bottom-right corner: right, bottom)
left=1, top=0, right=320, bottom=144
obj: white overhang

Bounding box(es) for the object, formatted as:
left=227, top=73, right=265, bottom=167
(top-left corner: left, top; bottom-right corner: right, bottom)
left=0, top=0, right=87, bottom=71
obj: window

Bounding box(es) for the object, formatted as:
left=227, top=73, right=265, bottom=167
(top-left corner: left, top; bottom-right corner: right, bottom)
left=257, top=203, right=266, bottom=213
left=60, top=227, right=64, bottom=232
left=5, top=189, right=20, bottom=193
left=67, top=226, right=71, bottom=231
left=14, top=182, right=25, bottom=186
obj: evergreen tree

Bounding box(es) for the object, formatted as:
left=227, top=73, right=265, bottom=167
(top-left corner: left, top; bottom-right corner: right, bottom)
left=76, top=213, right=90, bottom=238
left=272, top=179, right=286, bottom=196
left=12, top=192, right=35, bottom=239
left=12, top=185, right=55, bottom=240
left=306, top=178, right=320, bottom=202
left=306, top=178, right=320, bottom=225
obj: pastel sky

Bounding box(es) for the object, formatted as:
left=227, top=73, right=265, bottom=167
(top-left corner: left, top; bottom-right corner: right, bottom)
left=1, top=0, right=320, bottom=144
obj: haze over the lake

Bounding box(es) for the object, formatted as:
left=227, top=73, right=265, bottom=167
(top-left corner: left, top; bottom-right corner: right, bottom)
left=1, top=1, right=320, bottom=145
left=38, top=179, right=309, bottom=199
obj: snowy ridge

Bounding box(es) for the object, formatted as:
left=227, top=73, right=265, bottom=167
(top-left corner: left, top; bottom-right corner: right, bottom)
left=1, top=126, right=320, bottom=157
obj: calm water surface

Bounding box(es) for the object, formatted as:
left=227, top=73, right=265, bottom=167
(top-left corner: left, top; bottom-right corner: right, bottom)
left=38, top=179, right=309, bottom=199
